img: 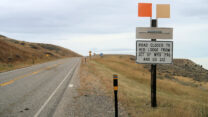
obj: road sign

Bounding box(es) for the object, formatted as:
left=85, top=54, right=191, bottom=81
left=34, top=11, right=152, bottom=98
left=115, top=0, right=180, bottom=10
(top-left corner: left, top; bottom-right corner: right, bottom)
left=136, top=27, right=173, bottom=39
left=138, top=3, right=152, bottom=17
left=156, top=4, right=170, bottom=18
left=136, top=41, right=173, bottom=64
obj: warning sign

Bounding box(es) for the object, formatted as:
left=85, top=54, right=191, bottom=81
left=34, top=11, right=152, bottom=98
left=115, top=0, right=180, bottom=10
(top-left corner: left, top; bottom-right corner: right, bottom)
left=136, top=41, right=173, bottom=64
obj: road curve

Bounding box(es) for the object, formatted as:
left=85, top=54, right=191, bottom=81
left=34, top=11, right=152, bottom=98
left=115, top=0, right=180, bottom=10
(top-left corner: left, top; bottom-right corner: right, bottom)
left=0, top=57, right=81, bottom=117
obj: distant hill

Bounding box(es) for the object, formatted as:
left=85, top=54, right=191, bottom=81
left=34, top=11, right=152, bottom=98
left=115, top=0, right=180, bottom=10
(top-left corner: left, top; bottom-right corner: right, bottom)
left=126, top=55, right=208, bottom=82
left=100, top=55, right=208, bottom=82
left=142, top=58, right=208, bottom=82
left=0, top=35, right=81, bottom=72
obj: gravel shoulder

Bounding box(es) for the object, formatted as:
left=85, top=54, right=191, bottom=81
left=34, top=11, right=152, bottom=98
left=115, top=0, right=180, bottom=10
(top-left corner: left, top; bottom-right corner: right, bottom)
left=53, top=61, right=129, bottom=117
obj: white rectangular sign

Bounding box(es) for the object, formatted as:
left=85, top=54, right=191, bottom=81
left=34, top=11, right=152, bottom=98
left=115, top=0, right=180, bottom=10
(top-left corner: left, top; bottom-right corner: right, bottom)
left=136, top=27, right=173, bottom=39
left=136, top=41, right=173, bottom=64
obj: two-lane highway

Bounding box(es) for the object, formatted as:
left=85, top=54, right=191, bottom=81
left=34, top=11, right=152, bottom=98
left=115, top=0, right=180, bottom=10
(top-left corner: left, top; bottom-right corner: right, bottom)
left=0, top=58, right=81, bottom=117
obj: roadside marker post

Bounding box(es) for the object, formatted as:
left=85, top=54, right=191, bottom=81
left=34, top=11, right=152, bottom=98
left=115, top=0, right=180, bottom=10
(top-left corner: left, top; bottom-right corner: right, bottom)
left=89, top=51, right=92, bottom=59
left=113, top=74, right=118, bottom=117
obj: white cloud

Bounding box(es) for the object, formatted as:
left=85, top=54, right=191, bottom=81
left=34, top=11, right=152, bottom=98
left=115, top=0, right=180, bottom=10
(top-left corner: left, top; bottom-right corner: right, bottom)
left=40, top=33, right=136, bottom=55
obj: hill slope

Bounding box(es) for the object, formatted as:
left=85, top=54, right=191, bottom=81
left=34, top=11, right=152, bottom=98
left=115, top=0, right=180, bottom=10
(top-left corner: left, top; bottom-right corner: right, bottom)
left=80, top=55, right=208, bottom=117
left=0, top=35, right=81, bottom=72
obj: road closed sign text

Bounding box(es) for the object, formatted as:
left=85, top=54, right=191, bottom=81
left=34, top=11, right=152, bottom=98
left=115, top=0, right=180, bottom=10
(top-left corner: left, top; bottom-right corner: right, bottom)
left=136, top=41, right=173, bottom=64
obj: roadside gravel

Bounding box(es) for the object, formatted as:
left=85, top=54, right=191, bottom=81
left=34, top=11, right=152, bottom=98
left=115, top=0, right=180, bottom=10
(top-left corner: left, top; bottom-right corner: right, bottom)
left=53, top=62, right=129, bottom=117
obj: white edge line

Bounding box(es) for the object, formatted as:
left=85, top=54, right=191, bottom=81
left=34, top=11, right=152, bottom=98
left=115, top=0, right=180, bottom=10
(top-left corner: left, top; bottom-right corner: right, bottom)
left=33, top=63, right=77, bottom=117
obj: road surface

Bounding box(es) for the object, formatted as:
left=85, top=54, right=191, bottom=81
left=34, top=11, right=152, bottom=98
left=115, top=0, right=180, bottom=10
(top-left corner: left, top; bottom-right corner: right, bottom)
left=0, top=58, right=81, bottom=117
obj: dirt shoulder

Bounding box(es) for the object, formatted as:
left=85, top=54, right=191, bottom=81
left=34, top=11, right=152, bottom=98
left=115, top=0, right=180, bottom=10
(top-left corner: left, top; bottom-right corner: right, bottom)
left=77, top=61, right=128, bottom=117
left=53, top=59, right=128, bottom=117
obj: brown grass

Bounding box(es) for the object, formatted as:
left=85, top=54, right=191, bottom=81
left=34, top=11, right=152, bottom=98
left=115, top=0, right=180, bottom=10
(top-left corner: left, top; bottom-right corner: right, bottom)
left=81, top=55, right=208, bottom=117
left=0, top=35, right=81, bottom=72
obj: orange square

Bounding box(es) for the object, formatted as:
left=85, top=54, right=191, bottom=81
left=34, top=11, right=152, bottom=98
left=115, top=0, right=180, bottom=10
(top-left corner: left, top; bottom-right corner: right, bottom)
left=156, top=4, right=170, bottom=18
left=138, top=3, right=152, bottom=17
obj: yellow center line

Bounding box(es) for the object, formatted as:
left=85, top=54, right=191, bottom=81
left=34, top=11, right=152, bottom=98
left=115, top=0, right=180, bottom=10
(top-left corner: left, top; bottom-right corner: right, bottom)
left=0, top=80, right=14, bottom=87
left=0, top=63, right=63, bottom=87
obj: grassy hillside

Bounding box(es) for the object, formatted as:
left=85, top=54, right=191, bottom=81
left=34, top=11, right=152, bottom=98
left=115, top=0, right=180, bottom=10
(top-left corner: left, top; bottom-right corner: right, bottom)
left=80, top=55, right=208, bottom=117
left=0, top=35, right=81, bottom=72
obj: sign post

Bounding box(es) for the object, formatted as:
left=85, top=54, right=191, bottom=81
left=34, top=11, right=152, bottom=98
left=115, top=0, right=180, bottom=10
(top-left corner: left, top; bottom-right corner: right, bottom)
left=151, top=19, right=157, bottom=107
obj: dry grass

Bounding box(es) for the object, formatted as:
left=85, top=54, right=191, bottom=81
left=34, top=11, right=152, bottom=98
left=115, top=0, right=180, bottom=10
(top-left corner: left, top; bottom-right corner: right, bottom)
left=0, top=35, right=81, bottom=72
left=0, top=57, right=58, bottom=72
left=81, top=55, right=208, bottom=117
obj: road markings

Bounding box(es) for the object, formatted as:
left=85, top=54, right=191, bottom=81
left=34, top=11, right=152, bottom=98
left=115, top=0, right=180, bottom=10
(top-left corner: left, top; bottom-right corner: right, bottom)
left=33, top=63, right=77, bottom=117
left=0, top=63, right=61, bottom=87
left=0, top=80, right=14, bottom=87
left=68, top=84, right=74, bottom=88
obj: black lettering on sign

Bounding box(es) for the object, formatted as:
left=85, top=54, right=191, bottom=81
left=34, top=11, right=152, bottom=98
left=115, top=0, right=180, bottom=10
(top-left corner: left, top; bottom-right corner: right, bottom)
left=150, top=48, right=158, bottom=52
left=164, top=53, right=170, bottom=57
left=150, top=43, right=163, bottom=47
left=139, top=43, right=148, bottom=47
left=154, top=53, right=161, bottom=57
left=139, top=48, right=145, bottom=51
left=166, top=43, right=170, bottom=47
left=143, top=58, right=150, bottom=61
left=161, top=48, right=170, bottom=52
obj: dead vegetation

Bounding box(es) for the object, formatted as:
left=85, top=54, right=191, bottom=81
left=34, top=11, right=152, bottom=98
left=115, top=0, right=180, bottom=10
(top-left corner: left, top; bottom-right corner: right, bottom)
left=81, top=55, right=208, bottom=117
left=0, top=35, right=81, bottom=72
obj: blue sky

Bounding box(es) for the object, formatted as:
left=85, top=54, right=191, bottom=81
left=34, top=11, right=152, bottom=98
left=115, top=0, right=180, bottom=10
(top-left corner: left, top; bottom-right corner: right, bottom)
left=0, top=0, right=208, bottom=68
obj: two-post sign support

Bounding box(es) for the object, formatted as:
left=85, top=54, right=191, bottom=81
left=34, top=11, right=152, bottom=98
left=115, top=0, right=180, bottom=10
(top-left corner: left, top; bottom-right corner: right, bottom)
left=151, top=19, right=157, bottom=107
left=113, top=74, right=118, bottom=117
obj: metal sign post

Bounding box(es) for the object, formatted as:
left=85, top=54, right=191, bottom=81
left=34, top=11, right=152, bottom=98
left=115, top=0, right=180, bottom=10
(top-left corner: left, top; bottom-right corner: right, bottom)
left=151, top=19, right=157, bottom=107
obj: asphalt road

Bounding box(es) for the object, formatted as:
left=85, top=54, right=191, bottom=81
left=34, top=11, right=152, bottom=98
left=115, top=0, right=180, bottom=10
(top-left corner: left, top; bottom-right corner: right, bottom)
left=0, top=57, right=81, bottom=117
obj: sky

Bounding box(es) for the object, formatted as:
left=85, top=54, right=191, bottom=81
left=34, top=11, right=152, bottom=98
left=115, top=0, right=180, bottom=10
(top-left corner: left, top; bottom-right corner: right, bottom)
left=0, top=0, right=208, bottom=69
